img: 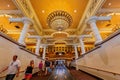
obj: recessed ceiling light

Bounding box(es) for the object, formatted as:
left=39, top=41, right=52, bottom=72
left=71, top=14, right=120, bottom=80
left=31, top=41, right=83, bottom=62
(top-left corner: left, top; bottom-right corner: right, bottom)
left=74, top=10, right=77, bottom=13
left=7, top=4, right=10, bottom=7
left=42, top=10, right=45, bottom=13
left=108, top=3, right=111, bottom=6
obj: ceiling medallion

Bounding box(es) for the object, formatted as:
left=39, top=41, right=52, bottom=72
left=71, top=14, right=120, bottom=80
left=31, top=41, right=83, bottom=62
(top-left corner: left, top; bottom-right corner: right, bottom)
left=47, top=10, right=72, bottom=31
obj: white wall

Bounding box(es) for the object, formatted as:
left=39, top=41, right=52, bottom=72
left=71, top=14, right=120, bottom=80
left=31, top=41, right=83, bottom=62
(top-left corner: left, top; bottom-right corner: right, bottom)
left=73, top=30, right=120, bottom=80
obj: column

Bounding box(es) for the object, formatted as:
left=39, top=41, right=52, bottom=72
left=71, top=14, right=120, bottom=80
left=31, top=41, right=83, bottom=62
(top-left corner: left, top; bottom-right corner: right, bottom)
left=42, top=45, right=46, bottom=59
left=18, top=18, right=33, bottom=45
left=35, top=37, right=41, bottom=55
left=9, top=17, right=33, bottom=45
left=79, top=38, right=85, bottom=54
left=74, top=45, right=78, bottom=59
left=74, top=45, right=79, bottom=70
left=87, top=16, right=102, bottom=44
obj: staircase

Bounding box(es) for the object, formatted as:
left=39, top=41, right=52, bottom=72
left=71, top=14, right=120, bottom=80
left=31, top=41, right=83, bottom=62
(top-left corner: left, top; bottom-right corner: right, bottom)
left=31, top=65, right=102, bottom=80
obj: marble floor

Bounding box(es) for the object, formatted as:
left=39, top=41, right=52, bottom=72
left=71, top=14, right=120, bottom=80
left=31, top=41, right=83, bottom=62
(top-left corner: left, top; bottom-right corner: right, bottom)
left=31, top=65, right=101, bottom=80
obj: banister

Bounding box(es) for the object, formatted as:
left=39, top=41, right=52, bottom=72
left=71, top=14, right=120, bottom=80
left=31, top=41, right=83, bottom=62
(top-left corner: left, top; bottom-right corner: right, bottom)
left=0, top=32, right=40, bottom=58
left=0, top=67, right=39, bottom=78
left=78, top=65, right=120, bottom=75
left=75, top=30, right=120, bottom=61
left=0, top=32, right=25, bottom=47
left=96, top=29, right=120, bottom=46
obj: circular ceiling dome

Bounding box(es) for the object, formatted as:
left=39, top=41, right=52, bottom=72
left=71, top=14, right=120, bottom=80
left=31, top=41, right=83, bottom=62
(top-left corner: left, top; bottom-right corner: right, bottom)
left=47, top=10, right=72, bottom=31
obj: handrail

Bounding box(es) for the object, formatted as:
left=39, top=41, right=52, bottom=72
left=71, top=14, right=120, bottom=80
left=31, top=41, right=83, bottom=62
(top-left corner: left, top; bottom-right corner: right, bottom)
left=0, top=32, right=25, bottom=47
left=0, top=70, right=24, bottom=78
left=75, top=30, right=120, bottom=61
left=0, top=67, right=39, bottom=78
left=78, top=65, right=120, bottom=75
left=19, top=46, right=40, bottom=58
left=76, top=45, right=101, bottom=60
left=0, top=32, right=40, bottom=58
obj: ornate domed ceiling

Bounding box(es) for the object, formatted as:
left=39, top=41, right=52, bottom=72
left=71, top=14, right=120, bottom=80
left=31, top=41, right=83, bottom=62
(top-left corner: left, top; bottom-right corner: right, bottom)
left=0, top=0, right=120, bottom=45
left=47, top=10, right=72, bottom=31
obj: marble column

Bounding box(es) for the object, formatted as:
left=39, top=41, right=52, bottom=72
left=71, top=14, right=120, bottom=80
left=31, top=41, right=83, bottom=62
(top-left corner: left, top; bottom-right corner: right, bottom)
left=35, top=37, right=41, bottom=55
left=9, top=17, right=33, bottom=45
left=42, top=45, right=46, bottom=59
left=87, top=16, right=102, bottom=44
left=18, top=18, right=33, bottom=45
left=87, top=16, right=111, bottom=44
left=74, top=45, right=78, bottom=59
left=79, top=38, right=85, bottom=54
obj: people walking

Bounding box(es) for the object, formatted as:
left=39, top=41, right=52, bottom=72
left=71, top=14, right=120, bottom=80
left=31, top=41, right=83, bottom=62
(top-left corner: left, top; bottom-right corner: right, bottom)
left=0, top=55, right=21, bottom=80
left=23, top=60, right=34, bottom=80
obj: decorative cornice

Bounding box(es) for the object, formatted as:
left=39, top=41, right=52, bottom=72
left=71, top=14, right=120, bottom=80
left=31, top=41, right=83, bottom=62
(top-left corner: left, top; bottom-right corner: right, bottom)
left=77, top=0, right=105, bottom=34
left=0, top=10, right=22, bottom=15
left=98, top=8, right=120, bottom=13
left=12, top=0, right=42, bottom=35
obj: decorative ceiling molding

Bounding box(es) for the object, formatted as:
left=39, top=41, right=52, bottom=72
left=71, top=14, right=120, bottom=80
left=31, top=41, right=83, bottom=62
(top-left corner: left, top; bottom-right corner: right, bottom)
left=28, top=29, right=35, bottom=32
left=84, top=28, right=92, bottom=32
left=99, top=28, right=113, bottom=33
left=51, top=32, right=69, bottom=37
left=43, top=29, right=56, bottom=32
left=12, top=0, right=31, bottom=17
left=77, top=0, right=92, bottom=30
left=0, top=10, right=22, bottom=15
left=53, top=40, right=67, bottom=44
left=12, top=0, right=42, bottom=35
left=7, top=30, right=21, bottom=34
left=98, top=8, right=120, bottom=13
left=65, top=29, right=76, bottom=32
left=90, top=0, right=105, bottom=16
left=78, top=0, right=105, bottom=34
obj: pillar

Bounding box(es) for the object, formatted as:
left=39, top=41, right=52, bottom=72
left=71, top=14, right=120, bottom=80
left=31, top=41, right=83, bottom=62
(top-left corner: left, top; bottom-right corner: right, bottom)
left=74, top=45, right=78, bottom=59
left=35, top=37, right=41, bottom=55
left=79, top=38, right=85, bottom=54
left=42, top=45, right=46, bottom=59
left=9, top=17, right=33, bottom=45
left=87, top=16, right=111, bottom=44
left=18, top=18, right=33, bottom=45
left=87, top=16, right=102, bottom=44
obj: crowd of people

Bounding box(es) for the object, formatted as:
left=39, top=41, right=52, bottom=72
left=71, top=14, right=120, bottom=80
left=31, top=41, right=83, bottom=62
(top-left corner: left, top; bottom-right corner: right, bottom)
left=0, top=55, right=57, bottom=80
left=0, top=54, right=73, bottom=80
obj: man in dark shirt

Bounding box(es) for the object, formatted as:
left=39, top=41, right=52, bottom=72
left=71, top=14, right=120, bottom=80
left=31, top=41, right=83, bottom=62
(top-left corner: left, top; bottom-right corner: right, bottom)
left=45, top=58, right=51, bottom=75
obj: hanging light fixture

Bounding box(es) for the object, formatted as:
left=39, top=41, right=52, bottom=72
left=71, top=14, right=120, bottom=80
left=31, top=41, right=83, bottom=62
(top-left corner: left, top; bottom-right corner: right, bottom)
left=47, top=10, right=72, bottom=31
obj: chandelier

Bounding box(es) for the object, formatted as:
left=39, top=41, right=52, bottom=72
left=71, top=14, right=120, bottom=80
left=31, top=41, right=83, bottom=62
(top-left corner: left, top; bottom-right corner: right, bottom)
left=47, top=10, right=72, bottom=31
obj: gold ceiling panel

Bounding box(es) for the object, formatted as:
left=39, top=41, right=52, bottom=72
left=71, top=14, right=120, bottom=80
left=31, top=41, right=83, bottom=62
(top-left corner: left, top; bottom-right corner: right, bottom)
left=0, top=16, right=23, bottom=30
left=97, top=15, right=120, bottom=29
left=30, top=0, right=88, bottom=29
left=102, top=0, right=120, bottom=8
left=0, top=0, right=17, bottom=10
